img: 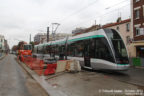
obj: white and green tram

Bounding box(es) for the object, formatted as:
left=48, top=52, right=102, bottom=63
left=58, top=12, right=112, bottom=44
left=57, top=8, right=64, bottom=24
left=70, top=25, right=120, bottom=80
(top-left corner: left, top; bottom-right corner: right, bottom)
left=33, top=29, right=129, bottom=71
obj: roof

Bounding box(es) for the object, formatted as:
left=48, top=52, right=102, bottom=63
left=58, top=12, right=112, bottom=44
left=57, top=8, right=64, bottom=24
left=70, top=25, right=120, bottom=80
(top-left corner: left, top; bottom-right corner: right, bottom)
left=102, top=19, right=131, bottom=28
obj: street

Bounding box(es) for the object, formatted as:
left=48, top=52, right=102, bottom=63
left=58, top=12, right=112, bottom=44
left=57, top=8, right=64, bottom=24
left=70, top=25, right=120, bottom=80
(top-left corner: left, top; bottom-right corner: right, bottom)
left=0, top=55, right=48, bottom=96
left=0, top=54, right=144, bottom=96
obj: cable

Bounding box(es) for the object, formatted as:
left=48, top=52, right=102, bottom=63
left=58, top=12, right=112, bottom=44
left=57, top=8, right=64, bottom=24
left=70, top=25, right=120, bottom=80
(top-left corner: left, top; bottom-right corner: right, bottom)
left=59, top=0, right=128, bottom=23
left=62, top=3, right=130, bottom=32
left=105, top=0, right=129, bottom=9
left=59, top=0, right=99, bottom=22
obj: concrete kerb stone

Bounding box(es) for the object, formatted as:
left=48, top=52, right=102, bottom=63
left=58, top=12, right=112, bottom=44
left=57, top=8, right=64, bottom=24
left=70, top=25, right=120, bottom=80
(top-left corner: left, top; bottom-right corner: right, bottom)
left=16, top=58, right=68, bottom=96
left=130, top=66, right=144, bottom=69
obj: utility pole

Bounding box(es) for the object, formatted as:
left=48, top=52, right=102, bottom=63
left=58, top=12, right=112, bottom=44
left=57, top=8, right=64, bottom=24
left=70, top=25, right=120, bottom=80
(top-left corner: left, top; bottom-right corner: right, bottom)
left=95, top=20, right=97, bottom=30
left=29, top=34, right=31, bottom=43
left=47, top=27, right=49, bottom=42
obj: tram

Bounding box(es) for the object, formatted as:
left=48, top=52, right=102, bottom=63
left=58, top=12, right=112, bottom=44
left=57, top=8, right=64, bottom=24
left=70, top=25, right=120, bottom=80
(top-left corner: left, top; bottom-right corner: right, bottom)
left=33, top=28, right=129, bottom=71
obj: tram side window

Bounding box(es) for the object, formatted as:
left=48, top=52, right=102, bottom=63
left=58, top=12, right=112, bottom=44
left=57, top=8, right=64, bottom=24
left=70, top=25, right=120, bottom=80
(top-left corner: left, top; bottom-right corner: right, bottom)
left=50, top=45, right=55, bottom=56
left=38, top=47, right=43, bottom=54
left=90, top=39, right=95, bottom=58
left=59, top=45, right=65, bottom=54
left=75, top=41, right=84, bottom=57
left=34, top=47, right=37, bottom=53
left=67, top=42, right=75, bottom=56
left=45, top=45, right=50, bottom=54
left=83, top=39, right=95, bottom=58
left=43, top=46, right=46, bottom=54
left=68, top=40, right=84, bottom=57
left=55, top=45, right=59, bottom=55
left=95, top=38, right=114, bottom=62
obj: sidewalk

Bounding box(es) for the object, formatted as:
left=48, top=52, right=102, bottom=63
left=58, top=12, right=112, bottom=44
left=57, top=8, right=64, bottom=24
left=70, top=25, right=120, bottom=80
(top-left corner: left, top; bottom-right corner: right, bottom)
left=17, top=59, right=143, bottom=96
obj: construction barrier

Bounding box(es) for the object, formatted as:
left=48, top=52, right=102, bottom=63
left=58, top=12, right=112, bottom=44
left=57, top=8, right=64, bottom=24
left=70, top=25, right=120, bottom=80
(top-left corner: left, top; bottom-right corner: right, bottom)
left=18, top=56, right=81, bottom=76
left=18, top=55, right=45, bottom=75
left=44, top=63, right=57, bottom=75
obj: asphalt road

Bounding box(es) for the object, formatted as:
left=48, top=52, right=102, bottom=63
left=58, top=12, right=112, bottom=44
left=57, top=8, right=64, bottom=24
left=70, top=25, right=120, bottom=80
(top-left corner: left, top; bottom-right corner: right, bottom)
left=0, top=54, right=48, bottom=96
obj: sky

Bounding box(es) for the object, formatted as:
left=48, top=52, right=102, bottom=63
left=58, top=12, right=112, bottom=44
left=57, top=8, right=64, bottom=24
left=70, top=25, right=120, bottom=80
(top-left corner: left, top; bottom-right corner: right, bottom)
left=0, top=0, right=130, bottom=48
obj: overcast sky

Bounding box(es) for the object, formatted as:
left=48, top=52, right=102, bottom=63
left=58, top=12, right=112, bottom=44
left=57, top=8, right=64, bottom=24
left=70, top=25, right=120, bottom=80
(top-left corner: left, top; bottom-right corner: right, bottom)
left=0, top=0, right=130, bottom=48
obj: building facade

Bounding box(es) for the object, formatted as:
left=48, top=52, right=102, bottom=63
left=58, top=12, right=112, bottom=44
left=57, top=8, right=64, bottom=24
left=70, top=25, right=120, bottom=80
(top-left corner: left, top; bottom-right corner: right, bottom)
left=0, top=35, right=5, bottom=52
left=72, top=25, right=101, bottom=36
left=34, top=33, right=71, bottom=44
left=34, top=33, right=47, bottom=44
left=131, top=0, right=144, bottom=58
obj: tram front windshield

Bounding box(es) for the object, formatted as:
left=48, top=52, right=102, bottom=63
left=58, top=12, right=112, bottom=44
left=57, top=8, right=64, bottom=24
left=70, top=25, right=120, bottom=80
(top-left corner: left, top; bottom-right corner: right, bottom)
left=105, top=29, right=129, bottom=64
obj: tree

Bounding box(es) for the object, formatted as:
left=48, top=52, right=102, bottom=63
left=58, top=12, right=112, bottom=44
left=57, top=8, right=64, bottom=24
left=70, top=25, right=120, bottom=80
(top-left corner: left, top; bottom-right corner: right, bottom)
left=30, top=41, right=35, bottom=51
left=17, top=41, right=25, bottom=50
left=12, top=45, right=18, bottom=51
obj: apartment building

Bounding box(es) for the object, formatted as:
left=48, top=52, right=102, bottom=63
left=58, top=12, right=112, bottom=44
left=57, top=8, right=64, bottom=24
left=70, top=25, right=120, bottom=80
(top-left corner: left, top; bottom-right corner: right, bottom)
left=131, top=0, right=144, bottom=57
left=34, top=33, right=71, bottom=44
left=0, top=35, right=5, bottom=52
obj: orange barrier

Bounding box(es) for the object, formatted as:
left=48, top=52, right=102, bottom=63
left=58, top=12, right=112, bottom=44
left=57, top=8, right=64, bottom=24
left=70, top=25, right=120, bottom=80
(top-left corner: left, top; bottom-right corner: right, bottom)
left=44, top=63, right=57, bottom=76
left=18, top=56, right=44, bottom=75
left=18, top=56, right=59, bottom=76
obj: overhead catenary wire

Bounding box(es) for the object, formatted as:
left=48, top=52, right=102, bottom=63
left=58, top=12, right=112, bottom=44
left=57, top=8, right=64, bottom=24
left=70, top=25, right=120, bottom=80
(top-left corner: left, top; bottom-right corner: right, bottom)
left=59, top=0, right=128, bottom=24
left=59, top=0, right=99, bottom=23
left=62, top=3, right=130, bottom=32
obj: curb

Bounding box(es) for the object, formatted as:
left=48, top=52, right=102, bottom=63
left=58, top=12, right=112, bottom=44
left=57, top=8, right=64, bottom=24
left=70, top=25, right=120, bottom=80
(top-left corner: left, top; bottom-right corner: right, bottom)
left=16, top=59, right=68, bottom=96
left=130, top=66, right=144, bottom=69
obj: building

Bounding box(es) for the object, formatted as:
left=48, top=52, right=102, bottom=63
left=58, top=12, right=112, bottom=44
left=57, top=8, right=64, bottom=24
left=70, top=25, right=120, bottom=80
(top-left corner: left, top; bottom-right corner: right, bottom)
left=0, top=35, right=9, bottom=54
left=72, top=25, right=101, bottom=36
left=0, top=35, right=5, bottom=52
left=102, top=19, right=134, bottom=57
left=34, top=33, right=47, bottom=44
left=52, top=33, right=71, bottom=41
left=4, top=40, right=9, bottom=53
left=34, top=33, right=71, bottom=44
left=72, top=28, right=85, bottom=36
left=131, top=0, right=144, bottom=57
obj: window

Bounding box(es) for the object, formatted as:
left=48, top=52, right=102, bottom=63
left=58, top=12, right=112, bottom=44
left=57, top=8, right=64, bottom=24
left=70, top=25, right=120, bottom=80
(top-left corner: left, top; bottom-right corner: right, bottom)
left=83, top=39, right=96, bottom=58
left=116, top=26, right=119, bottom=31
left=95, top=38, right=114, bottom=62
left=126, top=23, right=130, bottom=32
left=45, top=45, right=51, bottom=54
left=126, top=36, right=130, bottom=44
left=58, top=45, right=65, bottom=55
left=105, top=29, right=129, bottom=64
left=135, top=10, right=140, bottom=19
left=143, top=7, right=144, bottom=17
left=75, top=41, right=84, bottom=57
left=67, top=42, right=76, bottom=56
left=89, top=39, right=96, bottom=58
left=68, top=40, right=84, bottom=57
left=136, top=27, right=140, bottom=35
left=135, top=0, right=140, bottom=2
left=136, top=46, right=144, bottom=57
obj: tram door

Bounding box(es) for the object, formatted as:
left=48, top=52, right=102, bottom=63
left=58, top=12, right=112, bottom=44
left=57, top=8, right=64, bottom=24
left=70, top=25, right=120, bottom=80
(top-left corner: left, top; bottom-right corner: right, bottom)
left=84, top=40, right=91, bottom=67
